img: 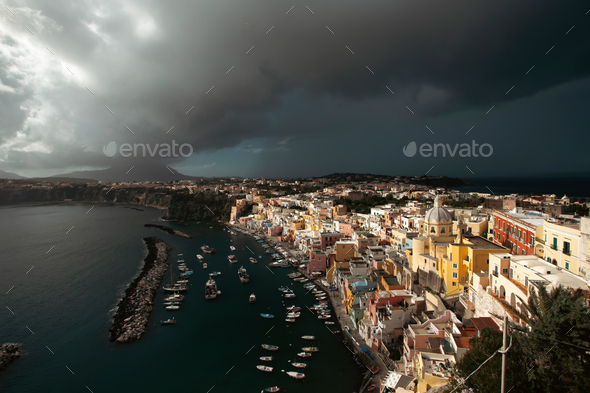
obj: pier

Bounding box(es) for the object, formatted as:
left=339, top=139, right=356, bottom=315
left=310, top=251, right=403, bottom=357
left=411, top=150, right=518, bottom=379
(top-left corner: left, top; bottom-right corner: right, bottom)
left=109, top=236, right=171, bottom=343
left=144, top=224, right=192, bottom=239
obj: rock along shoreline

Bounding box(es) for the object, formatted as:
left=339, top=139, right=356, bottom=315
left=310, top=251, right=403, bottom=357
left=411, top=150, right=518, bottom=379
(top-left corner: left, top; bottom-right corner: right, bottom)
left=109, top=236, right=171, bottom=343
left=144, top=224, right=192, bottom=239
left=0, top=343, right=21, bottom=372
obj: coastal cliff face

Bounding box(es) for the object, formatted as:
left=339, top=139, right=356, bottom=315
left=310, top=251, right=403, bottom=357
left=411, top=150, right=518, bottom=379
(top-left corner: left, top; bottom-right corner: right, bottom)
left=0, top=186, right=233, bottom=221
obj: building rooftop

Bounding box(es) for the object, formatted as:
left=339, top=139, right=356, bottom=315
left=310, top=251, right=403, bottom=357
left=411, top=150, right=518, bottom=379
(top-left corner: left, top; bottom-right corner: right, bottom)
left=463, top=235, right=506, bottom=250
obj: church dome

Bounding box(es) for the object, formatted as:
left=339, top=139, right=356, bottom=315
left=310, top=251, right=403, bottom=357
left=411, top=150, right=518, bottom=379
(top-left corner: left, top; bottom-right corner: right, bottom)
left=425, top=196, right=452, bottom=224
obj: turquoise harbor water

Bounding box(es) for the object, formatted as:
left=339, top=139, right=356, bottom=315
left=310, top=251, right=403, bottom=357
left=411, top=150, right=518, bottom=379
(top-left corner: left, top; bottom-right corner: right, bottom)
left=0, top=204, right=362, bottom=392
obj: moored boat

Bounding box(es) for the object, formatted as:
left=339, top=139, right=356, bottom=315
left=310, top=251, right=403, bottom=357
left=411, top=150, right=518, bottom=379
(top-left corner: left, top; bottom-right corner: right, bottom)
left=284, top=293, right=296, bottom=299
left=164, top=294, right=184, bottom=302
left=286, top=371, right=305, bottom=380
left=256, top=365, right=273, bottom=372
left=260, top=313, right=274, bottom=319
left=205, top=278, right=218, bottom=300
left=238, top=266, right=250, bottom=283
left=230, top=246, right=236, bottom=251
left=249, top=257, right=258, bottom=264
left=165, top=305, right=180, bottom=310
left=285, top=318, right=296, bottom=323
left=203, top=263, right=208, bottom=269
left=261, top=387, right=280, bottom=393
left=228, top=255, right=238, bottom=263
left=261, top=344, right=279, bottom=351
left=249, top=293, right=256, bottom=303
left=297, top=352, right=312, bottom=358
left=301, top=335, right=315, bottom=340
left=291, top=362, right=307, bottom=368
left=201, top=245, right=215, bottom=254
left=302, top=347, right=319, bottom=352
left=260, top=356, right=272, bottom=361
left=160, top=318, right=176, bottom=325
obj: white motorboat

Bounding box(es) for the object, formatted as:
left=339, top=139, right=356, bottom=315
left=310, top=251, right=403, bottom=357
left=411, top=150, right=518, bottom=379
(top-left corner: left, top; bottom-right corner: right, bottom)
left=297, top=352, right=312, bottom=358
left=286, top=371, right=305, bottom=380
left=260, top=356, right=272, bottom=361
left=256, top=365, right=273, bottom=372
left=291, top=362, right=307, bottom=368
left=230, top=246, right=236, bottom=251
left=301, top=335, right=315, bottom=340
left=197, top=254, right=204, bottom=260
left=203, top=263, right=208, bottom=269
left=249, top=293, right=256, bottom=303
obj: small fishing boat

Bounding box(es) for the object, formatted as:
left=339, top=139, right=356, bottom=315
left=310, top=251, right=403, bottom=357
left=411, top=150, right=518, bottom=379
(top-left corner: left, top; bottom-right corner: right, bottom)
left=163, top=301, right=181, bottom=306
left=260, top=314, right=274, bottom=319
left=201, top=245, right=215, bottom=254
left=230, top=246, right=236, bottom=251
left=302, top=347, right=319, bottom=352
left=301, top=336, right=315, bottom=340
left=256, top=365, right=273, bottom=372
left=285, top=318, right=296, bottom=323
left=203, top=263, right=208, bottom=269
left=249, top=257, right=258, bottom=264
left=249, top=293, right=256, bottom=303
left=297, top=352, right=312, bottom=358
left=291, top=362, right=307, bottom=369
left=286, top=306, right=301, bottom=312
left=165, top=305, right=180, bottom=310
left=318, top=314, right=331, bottom=319
left=284, top=293, right=296, bottom=299
left=164, top=294, right=184, bottom=302
left=160, top=318, right=176, bottom=325
left=209, top=271, right=221, bottom=277
left=177, top=259, right=185, bottom=263
left=228, top=255, right=238, bottom=263
left=261, top=387, right=280, bottom=393
left=332, top=330, right=341, bottom=334
left=238, top=266, right=250, bottom=283
left=287, top=272, right=302, bottom=279
left=177, top=279, right=189, bottom=284
left=286, top=312, right=300, bottom=318
left=197, top=254, right=204, bottom=260
left=260, top=356, right=272, bottom=361
left=163, top=285, right=187, bottom=292
left=325, top=321, right=335, bottom=325
left=205, top=279, right=218, bottom=300
left=286, top=371, right=305, bottom=380
left=278, top=286, right=289, bottom=292
left=299, top=278, right=309, bottom=283
left=178, top=254, right=183, bottom=256
left=261, top=344, right=279, bottom=351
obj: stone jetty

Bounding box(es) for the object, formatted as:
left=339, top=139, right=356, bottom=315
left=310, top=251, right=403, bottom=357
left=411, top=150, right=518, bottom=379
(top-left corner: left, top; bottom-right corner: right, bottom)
left=0, top=343, right=21, bottom=372
left=144, top=224, right=192, bottom=239
left=109, top=236, right=171, bottom=343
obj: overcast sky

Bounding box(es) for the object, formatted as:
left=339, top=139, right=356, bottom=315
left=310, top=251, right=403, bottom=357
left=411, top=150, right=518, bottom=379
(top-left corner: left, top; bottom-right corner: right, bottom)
left=1, top=0, right=589, bottom=179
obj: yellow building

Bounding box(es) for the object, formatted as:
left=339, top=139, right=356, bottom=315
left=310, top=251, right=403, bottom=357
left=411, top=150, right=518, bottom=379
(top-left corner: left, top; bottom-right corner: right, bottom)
left=334, top=240, right=357, bottom=262
left=543, top=219, right=581, bottom=274
left=439, top=233, right=507, bottom=296
left=291, top=216, right=306, bottom=232
left=415, top=352, right=455, bottom=393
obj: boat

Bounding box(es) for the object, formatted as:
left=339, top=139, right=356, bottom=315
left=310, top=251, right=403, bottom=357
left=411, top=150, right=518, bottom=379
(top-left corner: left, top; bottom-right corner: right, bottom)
left=177, top=254, right=183, bottom=256
left=291, top=362, right=307, bottom=368
left=256, top=365, right=273, bottom=372
left=197, top=254, right=204, bottom=260
left=268, top=262, right=282, bottom=267
left=165, top=305, right=180, bottom=310
left=286, top=312, right=300, bottom=318
left=278, top=286, right=289, bottom=292
left=177, top=279, right=189, bottom=284
left=259, top=356, right=272, bottom=361
left=261, top=387, right=280, bottom=393
left=238, top=266, right=250, bottom=283
left=286, top=306, right=301, bottom=312
left=230, top=246, right=236, bottom=251
left=260, top=313, right=274, bottom=319
left=284, top=293, right=296, bottom=299
left=301, top=336, right=315, bottom=340
left=325, top=321, right=335, bottom=325
left=209, top=271, right=221, bottom=277
left=201, top=245, right=215, bottom=254
left=261, top=344, right=278, bottom=351
left=249, top=257, right=258, bottom=264
left=203, top=263, right=208, bottom=269
left=163, top=301, right=181, bottom=306
left=164, top=294, right=184, bottom=302
left=367, top=384, right=376, bottom=391
left=163, top=285, right=187, bottom=292
left=297, top=352, right=312, bottom=358
left=332, top=330, right=341, bottom=334
left=285, top=318, right=296, bottom=323
left=299, top=278, right=309, bottom=283
left=286, top=371, right=305, bottom=380
left=302, top=347, right=319, bottom=352
left=280, top=263, right=290, bottom=268
left=160, top=318, right=176, bottom=325
left=228, top=255, right=238, bottom=263
left=177, top=259, right=185, bottom=263
left=287, top=272, right=302, bottom=279
left=318, top=314, right=331, bottom=319
left=205, top=278, right=218, bottom=300
left=371, top=366, right=379, bottom=374
left=249, top=293, right=256, bottom=303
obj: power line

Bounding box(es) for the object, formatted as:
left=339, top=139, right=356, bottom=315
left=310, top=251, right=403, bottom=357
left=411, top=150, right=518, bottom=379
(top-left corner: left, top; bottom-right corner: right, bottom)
left=515, top=329, right=590, bottom=352
left=449, top=347, right=501, bottom=393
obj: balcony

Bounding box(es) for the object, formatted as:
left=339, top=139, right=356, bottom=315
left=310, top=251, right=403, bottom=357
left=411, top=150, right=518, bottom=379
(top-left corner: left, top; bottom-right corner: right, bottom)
left=459, top=293, right=475, bottom=311
left=492, top=271, right=499, bottom=278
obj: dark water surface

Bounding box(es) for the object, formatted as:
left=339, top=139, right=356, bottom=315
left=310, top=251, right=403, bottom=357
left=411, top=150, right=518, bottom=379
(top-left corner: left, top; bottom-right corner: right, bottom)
left=0, top=203, right=362, bottom=392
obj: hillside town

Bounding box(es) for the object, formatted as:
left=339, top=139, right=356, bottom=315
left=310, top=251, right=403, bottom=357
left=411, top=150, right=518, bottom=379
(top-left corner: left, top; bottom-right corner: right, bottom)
left=226, top=175, right=590, bottom=392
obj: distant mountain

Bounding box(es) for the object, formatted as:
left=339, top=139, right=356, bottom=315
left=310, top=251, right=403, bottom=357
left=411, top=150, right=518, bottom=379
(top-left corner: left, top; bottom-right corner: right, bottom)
left=0, top=169, right=26, bottom=179
left=48, top=164, right=205, bottom=183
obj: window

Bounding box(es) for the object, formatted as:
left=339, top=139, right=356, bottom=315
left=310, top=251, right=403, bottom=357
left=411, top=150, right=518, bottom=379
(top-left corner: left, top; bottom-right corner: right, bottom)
left=450, top=252, right=453, bottom=260
left=453, top=263, right=458, bottom=269
left=563, top=241, right=571, bottom=255
left=565, top=261, right=570, bottom=270
left=452, top=272, right=458, bottom=279
left=433, top=263, right=436, bottom=268
left=452, top=282, right=456, bottom=286
left=430, top=227, right=435, bottom=233
left=486, top=259, right=489, bottom=264
left=517, top=246, right=520, bottom=254
left=441, top=228, right=446, bottom=234
left=552, top=238, right=558, bottom=250
left=502, top=268, right=509, bottom=274
left=466, top=255, right=470, bottom=262
left=524, top=276, right=528, bottom=287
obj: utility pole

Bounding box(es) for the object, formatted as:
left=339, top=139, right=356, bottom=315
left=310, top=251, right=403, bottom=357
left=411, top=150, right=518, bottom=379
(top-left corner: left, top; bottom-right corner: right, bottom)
left=501, top=313, right=508, bottom=393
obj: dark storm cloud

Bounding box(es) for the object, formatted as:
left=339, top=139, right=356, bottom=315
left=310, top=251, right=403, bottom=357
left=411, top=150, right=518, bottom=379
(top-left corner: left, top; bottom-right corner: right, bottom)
left=0, top=0, right=588, bottom=174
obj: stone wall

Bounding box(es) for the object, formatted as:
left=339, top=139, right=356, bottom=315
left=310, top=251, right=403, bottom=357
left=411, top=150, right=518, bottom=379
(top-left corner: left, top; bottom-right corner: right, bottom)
left=473, top=285, right=507, bottom=327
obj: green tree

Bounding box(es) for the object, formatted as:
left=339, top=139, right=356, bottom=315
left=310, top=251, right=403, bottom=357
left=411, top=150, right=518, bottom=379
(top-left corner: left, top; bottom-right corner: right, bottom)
left=449, top=327, right=529, bottom=393
left=506, top=284, right=590, bottom=392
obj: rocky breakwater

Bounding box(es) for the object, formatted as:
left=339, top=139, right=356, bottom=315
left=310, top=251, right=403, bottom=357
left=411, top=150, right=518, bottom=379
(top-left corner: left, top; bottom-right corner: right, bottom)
left=109, top=236, right=171, bottom=343
left=0, top=343, right=22, bottom=372
left=144, top=224, right=192, bottom=239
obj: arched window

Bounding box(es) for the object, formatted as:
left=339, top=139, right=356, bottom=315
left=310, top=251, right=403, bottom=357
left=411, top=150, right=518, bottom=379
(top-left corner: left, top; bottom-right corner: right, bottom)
left=430, top=227, right=435, bottom=233
left=441, top=228, right=446, bottom=234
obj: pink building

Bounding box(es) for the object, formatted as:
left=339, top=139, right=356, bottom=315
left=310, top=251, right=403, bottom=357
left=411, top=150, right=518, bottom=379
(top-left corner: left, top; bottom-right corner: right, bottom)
left=320, top=232, right=345, bottom=250
left=308, top=250, right=328, bottom=275
left=267, top=226, right=283, bottom=236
